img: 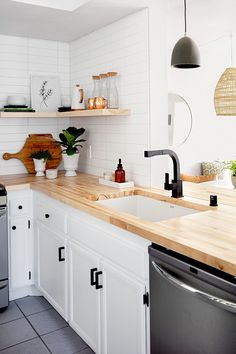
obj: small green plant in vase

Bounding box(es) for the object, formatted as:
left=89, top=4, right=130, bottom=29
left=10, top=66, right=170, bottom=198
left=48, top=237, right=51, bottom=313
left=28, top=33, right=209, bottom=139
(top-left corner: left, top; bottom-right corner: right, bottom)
left=228, top=160, right=236, bottom=188
left=56, top=127, right=86, bottom=177
left=29, top=150, right=52, bottom=177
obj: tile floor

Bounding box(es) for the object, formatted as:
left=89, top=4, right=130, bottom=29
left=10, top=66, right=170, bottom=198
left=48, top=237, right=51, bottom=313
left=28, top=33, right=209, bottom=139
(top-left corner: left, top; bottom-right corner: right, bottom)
left=0, top=296, right=94, bottom=354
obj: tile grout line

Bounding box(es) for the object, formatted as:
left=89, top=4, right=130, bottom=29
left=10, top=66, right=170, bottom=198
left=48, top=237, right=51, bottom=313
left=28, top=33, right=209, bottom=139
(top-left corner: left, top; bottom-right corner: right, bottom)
left=14, top=300, right=54, bottom=354
left=14, top=299, right=53, bottom=317
left=0, top=337, right=39, bottom=353
left=1, top=297, right=92, bottom=354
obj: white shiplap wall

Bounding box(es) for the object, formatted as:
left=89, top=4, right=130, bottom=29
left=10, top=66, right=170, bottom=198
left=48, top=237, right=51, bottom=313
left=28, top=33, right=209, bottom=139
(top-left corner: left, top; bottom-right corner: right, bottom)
left=0, top=35, right=70, bottom=175
left=70, top=10, right=151, bottom=186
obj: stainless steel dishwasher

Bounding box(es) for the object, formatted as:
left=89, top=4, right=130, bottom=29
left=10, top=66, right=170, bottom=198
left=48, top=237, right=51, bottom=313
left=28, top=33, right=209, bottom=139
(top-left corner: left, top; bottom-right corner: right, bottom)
left=149, top=244, right=236, bottom=354
left=0, top=184, right=8, bottom=312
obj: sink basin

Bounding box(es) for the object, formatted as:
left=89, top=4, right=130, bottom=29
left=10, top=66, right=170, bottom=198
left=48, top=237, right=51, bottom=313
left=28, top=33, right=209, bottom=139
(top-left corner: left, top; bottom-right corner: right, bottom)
left=96, top=195, right=199, bottom=222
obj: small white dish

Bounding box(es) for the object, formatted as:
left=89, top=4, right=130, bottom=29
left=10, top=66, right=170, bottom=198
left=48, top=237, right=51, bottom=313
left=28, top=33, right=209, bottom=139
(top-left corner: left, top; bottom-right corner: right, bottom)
left=7, top=95, right=26, bottom=106
left=46, top=169, right=58, bottom=179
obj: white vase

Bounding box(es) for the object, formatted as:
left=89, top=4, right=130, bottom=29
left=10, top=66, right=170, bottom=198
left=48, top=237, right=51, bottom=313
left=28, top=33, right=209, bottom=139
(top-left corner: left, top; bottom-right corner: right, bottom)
left=33, top=158, right=46, bottom=177
left=62, top=153, right=80, bottom=177
left=231, top=175, right=236, bottom=188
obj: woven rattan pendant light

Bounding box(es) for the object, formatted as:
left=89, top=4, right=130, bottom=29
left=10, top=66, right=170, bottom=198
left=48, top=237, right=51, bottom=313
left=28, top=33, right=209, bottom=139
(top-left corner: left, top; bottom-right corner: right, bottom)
left=214, top=34, right=236, bottom=116
left=171, top=0, right=200, bottom=69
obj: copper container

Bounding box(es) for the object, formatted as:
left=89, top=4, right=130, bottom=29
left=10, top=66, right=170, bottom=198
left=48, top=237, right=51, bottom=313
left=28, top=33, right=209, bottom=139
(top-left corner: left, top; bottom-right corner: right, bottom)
left=87, top=98, right=95, bottom=110
left=94, top=97, right=107, bottom=109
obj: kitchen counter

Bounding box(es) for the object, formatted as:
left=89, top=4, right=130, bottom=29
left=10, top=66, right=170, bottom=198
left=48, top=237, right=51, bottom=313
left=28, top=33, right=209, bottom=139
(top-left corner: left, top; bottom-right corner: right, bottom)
left=1, top=172, right=236, bottom=276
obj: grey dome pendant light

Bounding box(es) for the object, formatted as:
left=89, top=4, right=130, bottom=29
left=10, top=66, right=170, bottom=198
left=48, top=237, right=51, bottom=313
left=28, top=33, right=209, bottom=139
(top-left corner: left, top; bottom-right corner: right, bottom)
left=171, top=0, right=200, bottom=69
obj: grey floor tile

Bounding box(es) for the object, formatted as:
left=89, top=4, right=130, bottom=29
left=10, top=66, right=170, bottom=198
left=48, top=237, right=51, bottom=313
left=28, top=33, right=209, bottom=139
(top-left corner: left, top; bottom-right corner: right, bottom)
left=41, top=326, right=87, bottom=354
left=77, top=348, right=95, bottom=354
left=0, top=338, right=51, bottom=354
left=27, top=308, right=68, bottom=335
left=0, top=301, right=24, bottom=325
left=0, top=318, right=37, bottom=351
left=15, top=296, right=52, bottom=316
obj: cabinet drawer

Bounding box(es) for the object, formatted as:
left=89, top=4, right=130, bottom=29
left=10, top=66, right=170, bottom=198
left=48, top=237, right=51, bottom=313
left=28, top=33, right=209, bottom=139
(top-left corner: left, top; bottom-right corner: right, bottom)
left=9, top=197, right=30, bottom=218
left=68, top=215, right=148, bottom=280
left=35, top=203, right=66, bottom=234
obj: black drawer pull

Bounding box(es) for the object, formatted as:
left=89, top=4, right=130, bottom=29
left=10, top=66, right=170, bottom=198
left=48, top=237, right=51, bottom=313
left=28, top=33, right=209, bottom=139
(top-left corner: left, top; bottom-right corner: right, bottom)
left=18, top=205, right=23, bottom=210
left=58, top=247, right=65, bottom=262
left=12, top=226, right=16, bottom=230
left=45, top=214, right=50, bottom=219
left=95, top=271, right=103, bottom=290
left=90, top=268, right=98, bottom=286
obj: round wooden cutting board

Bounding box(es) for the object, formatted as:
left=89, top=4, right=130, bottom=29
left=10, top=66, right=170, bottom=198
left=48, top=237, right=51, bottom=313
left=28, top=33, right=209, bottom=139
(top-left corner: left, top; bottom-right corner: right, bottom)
left=3, top=134, right=62, bottom=174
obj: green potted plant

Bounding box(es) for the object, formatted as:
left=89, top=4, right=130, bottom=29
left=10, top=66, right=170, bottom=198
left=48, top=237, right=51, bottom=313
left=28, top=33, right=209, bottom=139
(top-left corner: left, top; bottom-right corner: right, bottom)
left=228, top=160, right=236, bottom=188
left=56, top=126, right=86, bottom=176
left=29, top=150, right=52, bottom=177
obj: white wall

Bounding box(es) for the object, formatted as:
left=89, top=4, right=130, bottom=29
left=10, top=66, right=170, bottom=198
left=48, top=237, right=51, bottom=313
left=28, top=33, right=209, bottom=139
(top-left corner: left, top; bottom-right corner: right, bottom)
left=0, top=35, right=70, bottom=175
left=70, top=9, right=151, bottom=186
left=167, top=2, right=236, bottom=175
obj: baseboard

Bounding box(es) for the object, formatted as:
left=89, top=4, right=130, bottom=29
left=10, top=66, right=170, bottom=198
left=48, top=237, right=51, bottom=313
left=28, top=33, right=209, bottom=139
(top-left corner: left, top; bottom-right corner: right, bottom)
left=9, top=285, right=42, bottom=301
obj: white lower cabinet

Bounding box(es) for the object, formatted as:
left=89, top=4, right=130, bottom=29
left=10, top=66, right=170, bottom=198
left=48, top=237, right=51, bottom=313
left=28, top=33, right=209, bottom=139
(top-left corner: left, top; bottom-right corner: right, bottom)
left=10, top=218, right=32, bottom=290
left=68, top=241, right=100, bottom=353
left=8, top=189, right=34, bottom=300
left=33, top=192, right=150, bottom=354
left=100, top=260, right=147, bottom=354
left=68, top=240, right=147, bottom=354
left=36, top=222, right=66, bottom=318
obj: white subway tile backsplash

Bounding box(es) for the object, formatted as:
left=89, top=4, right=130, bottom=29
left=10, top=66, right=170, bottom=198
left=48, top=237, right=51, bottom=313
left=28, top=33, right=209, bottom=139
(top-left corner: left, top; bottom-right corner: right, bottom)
left=0, top=34, right=70, bottom=175
left=70, top=9, right=150, bottom=187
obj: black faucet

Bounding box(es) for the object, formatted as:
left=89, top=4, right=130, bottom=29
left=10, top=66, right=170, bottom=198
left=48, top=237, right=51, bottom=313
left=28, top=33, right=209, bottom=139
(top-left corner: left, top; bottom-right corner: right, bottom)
left=144, top=149, right=183, bottom=198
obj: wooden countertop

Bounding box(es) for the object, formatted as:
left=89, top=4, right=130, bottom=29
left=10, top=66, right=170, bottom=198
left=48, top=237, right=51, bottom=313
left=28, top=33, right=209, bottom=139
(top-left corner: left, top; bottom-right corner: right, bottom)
left=2, top=172, right=236, bottom=276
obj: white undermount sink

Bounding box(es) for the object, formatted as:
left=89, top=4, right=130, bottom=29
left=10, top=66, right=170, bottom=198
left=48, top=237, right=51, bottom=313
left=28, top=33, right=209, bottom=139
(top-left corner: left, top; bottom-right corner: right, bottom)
left=96, top=195, right=199, bottom=222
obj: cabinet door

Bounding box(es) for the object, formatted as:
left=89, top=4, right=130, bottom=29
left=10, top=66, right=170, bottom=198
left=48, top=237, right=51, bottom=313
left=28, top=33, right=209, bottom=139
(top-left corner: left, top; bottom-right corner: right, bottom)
left=101, top=260, right=147, bottom=354
left=68, top=241, right=100, bottom=353
left=10, top=218, right=31, bottom=289
left=37, top=222, right=66, bottom=317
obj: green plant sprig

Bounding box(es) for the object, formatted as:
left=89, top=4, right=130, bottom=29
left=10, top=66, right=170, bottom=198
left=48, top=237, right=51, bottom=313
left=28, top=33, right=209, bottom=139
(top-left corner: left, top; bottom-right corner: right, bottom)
left=29, top=150, right=52, bottom=162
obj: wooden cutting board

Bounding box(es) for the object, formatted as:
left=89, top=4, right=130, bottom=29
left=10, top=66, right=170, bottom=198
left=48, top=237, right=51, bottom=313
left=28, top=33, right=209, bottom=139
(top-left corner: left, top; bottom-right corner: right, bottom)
left=3, top=134, right=62, bottom=174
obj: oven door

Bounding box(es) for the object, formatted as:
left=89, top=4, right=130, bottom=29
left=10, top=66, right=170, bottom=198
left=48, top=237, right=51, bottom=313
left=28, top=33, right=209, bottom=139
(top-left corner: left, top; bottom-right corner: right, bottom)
left=0, top=207, right=8, bottom=280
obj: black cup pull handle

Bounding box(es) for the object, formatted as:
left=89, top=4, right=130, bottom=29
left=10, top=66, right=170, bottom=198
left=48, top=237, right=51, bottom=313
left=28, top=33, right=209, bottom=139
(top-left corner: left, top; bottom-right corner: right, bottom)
left=18, top=205, right=23, bottom=210
left=95, top=271, right=103, bottom=290
left=45, top=214, right=50, bottom=219
left=90, top=268, right=98, bottom=286
left=58, top=247, right=65, bottom=262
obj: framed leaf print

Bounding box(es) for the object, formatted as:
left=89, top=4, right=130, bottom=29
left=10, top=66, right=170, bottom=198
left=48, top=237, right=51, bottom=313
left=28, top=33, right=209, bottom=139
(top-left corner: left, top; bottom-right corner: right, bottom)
left=31, top=75, right=61, bottom=112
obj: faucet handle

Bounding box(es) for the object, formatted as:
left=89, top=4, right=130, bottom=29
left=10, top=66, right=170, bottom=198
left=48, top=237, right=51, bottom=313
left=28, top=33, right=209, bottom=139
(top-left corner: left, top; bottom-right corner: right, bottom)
left=164, top=173, right=173, bottom=191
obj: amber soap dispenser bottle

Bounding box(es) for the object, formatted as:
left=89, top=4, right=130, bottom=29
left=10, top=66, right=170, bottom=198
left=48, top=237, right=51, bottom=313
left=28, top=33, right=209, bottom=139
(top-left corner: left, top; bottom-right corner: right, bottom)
left=115, top=158, right=126, bottom=183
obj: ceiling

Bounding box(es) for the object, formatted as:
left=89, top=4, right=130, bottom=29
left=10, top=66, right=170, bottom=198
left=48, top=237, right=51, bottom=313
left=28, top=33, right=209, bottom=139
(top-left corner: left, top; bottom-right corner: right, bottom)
left=10, top=0, right=91, bottom=12
left=0, top=0, right=148, bottom=42
left=168, top=0, right=236, bottom=46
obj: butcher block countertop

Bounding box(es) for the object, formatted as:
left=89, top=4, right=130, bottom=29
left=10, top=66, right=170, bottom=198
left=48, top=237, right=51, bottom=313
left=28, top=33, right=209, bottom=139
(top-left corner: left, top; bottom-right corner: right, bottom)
left=2, top=172, right=236, bottom=276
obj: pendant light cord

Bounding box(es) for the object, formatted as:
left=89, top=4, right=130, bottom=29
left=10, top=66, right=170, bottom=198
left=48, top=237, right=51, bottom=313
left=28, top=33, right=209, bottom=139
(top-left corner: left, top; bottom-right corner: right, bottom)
left=184, top=0, right=187, bottom=36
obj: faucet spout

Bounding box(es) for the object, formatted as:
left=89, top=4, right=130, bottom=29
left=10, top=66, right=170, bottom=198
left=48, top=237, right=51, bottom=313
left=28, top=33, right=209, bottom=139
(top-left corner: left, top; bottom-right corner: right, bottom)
left=144, top=149, right=183, bottom=198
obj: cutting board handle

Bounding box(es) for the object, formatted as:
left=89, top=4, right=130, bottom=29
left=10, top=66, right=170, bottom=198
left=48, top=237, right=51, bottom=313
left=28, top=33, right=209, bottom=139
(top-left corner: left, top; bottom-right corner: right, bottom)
left=2, top=153, right=19, bottom=160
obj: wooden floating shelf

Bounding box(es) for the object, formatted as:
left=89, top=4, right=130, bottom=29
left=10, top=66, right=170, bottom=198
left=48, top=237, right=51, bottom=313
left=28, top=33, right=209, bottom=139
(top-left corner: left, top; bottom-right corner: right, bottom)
left=0, top=109, right=131, bottom=118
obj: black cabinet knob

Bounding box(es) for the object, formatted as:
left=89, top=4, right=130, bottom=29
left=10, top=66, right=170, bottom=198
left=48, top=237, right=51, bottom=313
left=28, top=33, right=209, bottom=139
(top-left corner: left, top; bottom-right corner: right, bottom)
left=18, top=205, right=23, bottom=210
left=12, top=226, right=16, bottom=230
left=45, top=214, right=50, bottom=219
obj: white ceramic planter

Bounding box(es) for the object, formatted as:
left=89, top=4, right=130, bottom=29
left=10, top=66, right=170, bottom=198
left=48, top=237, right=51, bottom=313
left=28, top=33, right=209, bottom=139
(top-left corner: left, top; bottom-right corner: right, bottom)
left=62, top=153, right=80, bottom=177
left=33, top=158, right=46, bottom=177
left=231, top=175, right=236, bottom=188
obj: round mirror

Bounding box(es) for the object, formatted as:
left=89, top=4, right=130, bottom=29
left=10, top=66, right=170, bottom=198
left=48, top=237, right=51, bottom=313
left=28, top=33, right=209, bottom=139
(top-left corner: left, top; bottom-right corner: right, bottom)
left=168, top=93, right=193, bottom=147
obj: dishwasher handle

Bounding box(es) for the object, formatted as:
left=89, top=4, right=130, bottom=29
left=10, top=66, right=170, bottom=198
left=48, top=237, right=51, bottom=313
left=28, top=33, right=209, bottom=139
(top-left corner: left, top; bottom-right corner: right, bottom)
left=152, top=261, right=236, bottom=314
